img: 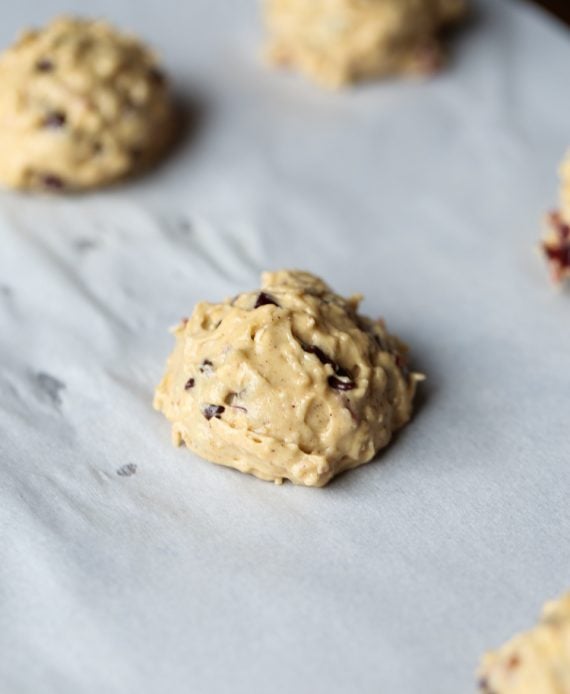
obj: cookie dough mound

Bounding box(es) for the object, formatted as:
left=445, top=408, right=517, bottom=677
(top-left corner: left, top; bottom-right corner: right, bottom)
left=154, top=270, right=421, bottom=487
left=478, top=593, right=570, bottom=693
left=0, top=16, right=174, bottom=191
left=542, top=153, right=570, bottom=284
left=265, top=0, right=466, bottom=88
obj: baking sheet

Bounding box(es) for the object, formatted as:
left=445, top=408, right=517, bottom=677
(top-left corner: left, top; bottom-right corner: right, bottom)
left=1, top=1, right=570, bottom=692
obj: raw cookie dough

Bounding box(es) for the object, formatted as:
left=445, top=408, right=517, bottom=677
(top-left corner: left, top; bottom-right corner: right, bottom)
left=264, top=0, right=466, bottom=88
left=154, top=270, right=421, bottom=487
left=478, top=593, right=570, bottom=693
left=0, top=16, right=174, bottom=191
left=542, top=153, right=570, bottom=284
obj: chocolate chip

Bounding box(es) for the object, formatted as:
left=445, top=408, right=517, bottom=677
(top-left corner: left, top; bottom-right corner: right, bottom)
left=202, top=404, right=225, bottom=420
left=42, top=111, right=66, bottom=128
left=334, top=365, right=351, bottom=379
left=184, top=378, right=195, bottom=390
left=199, top=359, right=214, bottom=375
left=301, top=342, right=333, bottom=367
left=301, top=341, right=356, bottom=390
left=41, top=174, right=64, bottom=191
left=36, top=58, right=54, bottom=72
left=254, top=292, right=279, bottom=309
left=328, top=375, right=356, bottom=391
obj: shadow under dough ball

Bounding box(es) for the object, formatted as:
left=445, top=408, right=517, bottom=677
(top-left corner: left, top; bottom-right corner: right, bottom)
left=0, top=16, right=175, bottom=192
left=154, top=270, right=423, bottom=487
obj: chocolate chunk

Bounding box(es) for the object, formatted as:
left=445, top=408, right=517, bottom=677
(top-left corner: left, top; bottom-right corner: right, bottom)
left=301, top=341, right=356, bottom=390
left=202, top=404, right=225, bottom=420
left=36, top=58, right=54, bottom=72
left=301, top=342, right=333, bottom=367
left=41, top=174, right=64, bottom=190
left=327, top=375, right=356, bottom=391
left=43, top=111, right=66, bottom=128
left=184, top=378, right=195, bottom=390
left=254, top=292, right=279, bottom=309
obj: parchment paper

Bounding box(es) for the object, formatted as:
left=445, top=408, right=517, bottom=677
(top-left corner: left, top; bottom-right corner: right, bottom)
left=1, top=1, right=570, bottom=692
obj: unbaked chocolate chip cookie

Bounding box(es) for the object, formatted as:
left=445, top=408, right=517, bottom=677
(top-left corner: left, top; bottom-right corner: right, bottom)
left=0, top=16, right=174, bottom=191
left=154, top=270, right=422, bottom=487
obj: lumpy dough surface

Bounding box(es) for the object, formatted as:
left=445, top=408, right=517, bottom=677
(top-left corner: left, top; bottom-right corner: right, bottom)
left=478, top=594, right=570, bottom=694
left=265, top=0, right=466, bottom=88
left=154, top=270, right=421, bottom=487
left=0, top=16, right=174, bottom=191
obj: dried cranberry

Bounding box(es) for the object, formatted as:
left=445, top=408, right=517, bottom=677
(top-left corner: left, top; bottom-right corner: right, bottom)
left=41, top=174, right=64, bottom=190
left=254, top=292, right=279, bottom=309
left=202, top=404, right=225, bottom=420
left=36, top=58, right=54, bottom=72
left=543, top=211, right=570, bottom=282
left=184, top=378, right=195, bottom=390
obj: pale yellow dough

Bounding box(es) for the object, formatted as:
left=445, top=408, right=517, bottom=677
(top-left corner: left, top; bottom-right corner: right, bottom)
left=265, top=0, right=466, bottom=88
left=558, top=153, right=570, bottom=224
left=154, top=270, right=421, bottom=487
left=478, top=594, right=570, bottom=693
left=0, top=16, right=174, bottom=191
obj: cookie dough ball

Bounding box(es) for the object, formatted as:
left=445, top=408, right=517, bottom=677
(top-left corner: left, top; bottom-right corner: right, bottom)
left=542, top=154, right=570, bottom=284
left=0, top=16, right=174, bottom=191
left=154, top=270, right=421, bottom=487
left=478, top=593, right=570, bottom=693
left=265, top=0, right=467, bottom=88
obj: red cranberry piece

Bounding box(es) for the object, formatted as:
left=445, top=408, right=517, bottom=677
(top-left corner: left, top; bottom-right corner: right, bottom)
left=543, top=211, right=570, bottom=282
left=41, top=174, right=64, bottom=190
left=36, top=58, right=54, bottom=72
left=202, top=404, right=225, bottom=420
left=254, top=292, right=279, bottom=309
left=184, top=378, right=195, bottom=390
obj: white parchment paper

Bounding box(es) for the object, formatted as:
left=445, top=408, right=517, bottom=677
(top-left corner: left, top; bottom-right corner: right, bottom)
left=1, top=1, right=570, bottom=692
